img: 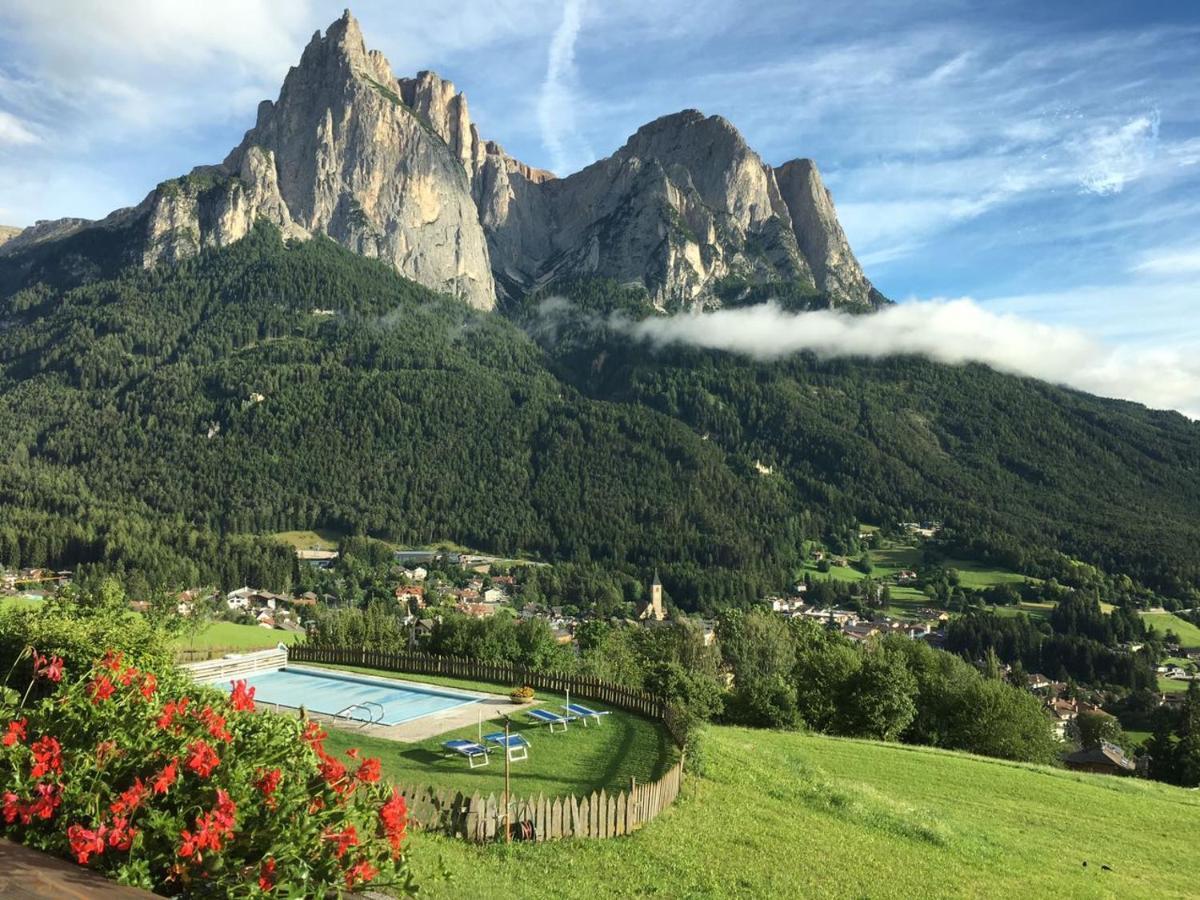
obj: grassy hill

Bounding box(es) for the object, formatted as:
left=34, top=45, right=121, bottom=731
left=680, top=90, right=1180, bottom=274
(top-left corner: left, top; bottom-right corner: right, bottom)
left=1141, top=611, right=1200, bottom=648
left=407, top=725, right=1200, bottom=899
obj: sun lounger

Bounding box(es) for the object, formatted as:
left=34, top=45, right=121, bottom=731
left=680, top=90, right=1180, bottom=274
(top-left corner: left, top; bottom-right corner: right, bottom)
left=562, top=703, right=612, bottom=726
left=528, top=708, right=574, bottom=733
left=484, top=731, right=531, bottom=762
left=443, top=739, right=490, bottom=768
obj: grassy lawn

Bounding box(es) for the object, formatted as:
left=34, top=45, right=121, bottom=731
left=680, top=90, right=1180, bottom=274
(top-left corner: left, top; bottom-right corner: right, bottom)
left=1158, top=676, right=1192, bottom=693
left=0, top=595, right=43, bottom=611
left=942, top=558, right=1028, bottom=589
left=306, top=665, right=677, bottom=799
left=406, top=726, right=1200, bottom=899
left=1141, top=612, right=1200, bottom=648
left=173, top=621, right=302, bottom=651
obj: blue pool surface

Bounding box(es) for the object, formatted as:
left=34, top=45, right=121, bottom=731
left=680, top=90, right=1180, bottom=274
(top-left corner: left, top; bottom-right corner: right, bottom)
left=224, top=666, right=480, bottom=725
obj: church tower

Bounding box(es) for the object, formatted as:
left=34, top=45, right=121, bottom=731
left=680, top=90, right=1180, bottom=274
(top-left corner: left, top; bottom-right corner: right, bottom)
left=650, top=570, right=663, bottom=620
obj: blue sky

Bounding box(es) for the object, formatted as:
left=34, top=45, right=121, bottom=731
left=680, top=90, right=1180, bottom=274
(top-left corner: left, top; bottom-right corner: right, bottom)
left=1, top=1, right=1198, bottom=412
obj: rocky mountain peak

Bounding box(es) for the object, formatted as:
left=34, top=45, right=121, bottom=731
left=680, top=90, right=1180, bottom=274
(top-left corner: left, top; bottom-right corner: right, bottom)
left=2, top=10, right=883, bottom=314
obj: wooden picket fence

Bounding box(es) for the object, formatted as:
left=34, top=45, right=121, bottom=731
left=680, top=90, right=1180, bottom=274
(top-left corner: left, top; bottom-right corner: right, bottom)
left=286, top=645, right=688, bottom=842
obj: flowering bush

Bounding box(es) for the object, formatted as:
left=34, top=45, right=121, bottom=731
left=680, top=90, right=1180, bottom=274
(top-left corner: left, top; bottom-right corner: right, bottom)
left=0, top=646, right=414, bottom=896
left=509, top=685, right=535, bottom=703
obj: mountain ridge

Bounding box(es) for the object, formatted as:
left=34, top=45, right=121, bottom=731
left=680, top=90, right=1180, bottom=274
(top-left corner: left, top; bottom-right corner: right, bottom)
left=0, top=10, right=883, bottom=313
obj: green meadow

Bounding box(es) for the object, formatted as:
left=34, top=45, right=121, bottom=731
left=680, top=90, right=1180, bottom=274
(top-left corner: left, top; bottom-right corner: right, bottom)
left=407, top=725, right=1200, bottom=899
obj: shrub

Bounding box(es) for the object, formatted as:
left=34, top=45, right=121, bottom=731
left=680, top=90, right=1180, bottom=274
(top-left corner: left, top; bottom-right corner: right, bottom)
left=0, top=647, right=415, bottom=896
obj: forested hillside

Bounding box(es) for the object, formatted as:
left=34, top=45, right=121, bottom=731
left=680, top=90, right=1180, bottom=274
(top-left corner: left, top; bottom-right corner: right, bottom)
left=1, top=226, right=1199, bottom=604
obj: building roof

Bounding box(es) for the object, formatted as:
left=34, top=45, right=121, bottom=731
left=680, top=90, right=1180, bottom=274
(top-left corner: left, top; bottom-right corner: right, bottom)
left=1063, top=742, right=1135, bottom=771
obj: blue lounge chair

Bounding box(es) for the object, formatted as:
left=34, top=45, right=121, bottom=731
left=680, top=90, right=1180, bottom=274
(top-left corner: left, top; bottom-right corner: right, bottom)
left=528, top=708, right=574, bottom=733
left=562, top=703, right=612, bottom=726
left=484, top=732, right=531, bottom=762
left=443, top=739, right=490, bottom=769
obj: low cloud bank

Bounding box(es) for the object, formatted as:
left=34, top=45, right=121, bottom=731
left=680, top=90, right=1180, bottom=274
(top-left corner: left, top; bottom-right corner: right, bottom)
left=614, top=300, right=1200, bottom=419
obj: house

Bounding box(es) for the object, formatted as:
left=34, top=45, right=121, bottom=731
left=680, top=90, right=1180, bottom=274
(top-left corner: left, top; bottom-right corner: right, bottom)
left=482, top=587, right=507, bottom=605
left=843, top=623, right=881, bottom=643
left=1026, top=673, right=1052, bottom=692
left=296, top=549, right=338, bottom=568
left=401, top=566, right=428, bottom=582
left=1063, top=742, right=1136, bottom=776
left=458, top=602, right=498, bottom=619
left=292, top=591, right=319, bottom=607
left=896, top=570, right=918, bottom=584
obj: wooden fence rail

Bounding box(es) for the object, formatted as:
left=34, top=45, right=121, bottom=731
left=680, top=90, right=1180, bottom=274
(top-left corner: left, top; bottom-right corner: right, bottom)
left=286, top=645, right=688, bottom=842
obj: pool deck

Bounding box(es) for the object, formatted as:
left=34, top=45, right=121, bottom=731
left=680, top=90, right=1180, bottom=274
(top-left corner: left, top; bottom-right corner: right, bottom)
left=254, top=668, right=536, bottom=742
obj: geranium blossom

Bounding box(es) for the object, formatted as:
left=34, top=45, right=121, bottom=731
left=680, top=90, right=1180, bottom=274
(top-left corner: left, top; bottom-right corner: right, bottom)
left=2, top=718, right=27, bottom=747
left=32, top=651, right=64, bottom=683
left=344, top=857, right=379, bottom=888
left=379, top=789, right=408, bottom=856
left=184, top=740, right=220, bottom=778
left=67, top=823, right=108, bottom=865
left=30, top=735, right=62, bottom=778
left=229, top=679, right=256, bottom=712
left=151, top=758, right=179, bottom=794
left=88, top=675, right=116, bottom=704
left=324, top=824, right=359, bottom=859
left=259, top=857, right=277, bottom=892
left=254, top=767, right=282, bottom=809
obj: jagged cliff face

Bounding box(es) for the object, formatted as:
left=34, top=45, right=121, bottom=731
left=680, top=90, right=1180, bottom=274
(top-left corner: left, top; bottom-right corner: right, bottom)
left=4, top=11, right=883, bottom=313
left=138, top=13, right=496, bottom=309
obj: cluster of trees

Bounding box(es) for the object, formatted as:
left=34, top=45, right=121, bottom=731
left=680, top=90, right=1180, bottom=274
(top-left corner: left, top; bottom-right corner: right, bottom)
left=1145, top=684, right=1200, bottom=787
left=945, top=597, right=1157, bottom=691
left=717, top=610, right=1061, bottom=762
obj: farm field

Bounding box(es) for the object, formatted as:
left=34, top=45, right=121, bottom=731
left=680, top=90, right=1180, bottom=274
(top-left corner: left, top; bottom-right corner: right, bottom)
left=1140, top=612, right=1200, bottom=648
left=406, top=726, right=1200, bottom=899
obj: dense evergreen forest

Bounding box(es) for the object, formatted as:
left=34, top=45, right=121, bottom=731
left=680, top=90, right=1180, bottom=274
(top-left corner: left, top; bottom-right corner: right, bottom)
left=1, top=225, right=1199, bottom=605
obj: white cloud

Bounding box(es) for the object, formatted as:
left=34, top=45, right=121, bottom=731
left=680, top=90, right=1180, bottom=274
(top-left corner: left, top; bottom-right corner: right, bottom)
left=537, top=0, right=591, bottom=175
left=1074, top=112, right=1160, bottom=195
left=0, top=110, right=38, bottom=146
left=1132, top=246, right=1200, bottom=277
left=616, top=300, right=1200, bottom=418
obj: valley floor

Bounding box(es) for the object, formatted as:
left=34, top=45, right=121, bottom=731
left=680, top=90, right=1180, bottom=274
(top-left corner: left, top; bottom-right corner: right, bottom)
left=406, top=725, right=1200, bottom=899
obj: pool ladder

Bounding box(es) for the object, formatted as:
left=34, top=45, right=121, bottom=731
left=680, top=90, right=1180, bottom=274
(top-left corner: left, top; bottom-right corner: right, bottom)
left=333, top=701, right=385, bottom=727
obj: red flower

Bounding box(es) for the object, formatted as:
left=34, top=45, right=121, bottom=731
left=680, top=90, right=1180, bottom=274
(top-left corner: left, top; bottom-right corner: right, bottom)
left=379, top=789, right=408, bottom=856
left=178, top=791, right=237, bottom=862
left=185, top=740, right=220, bottom=778
left=100, top=649, right=124, bottom=672
left=88, top=675, right=116, bottom=704
left=118, top=665, right=140, bottom=688
left=254, top=767, right=282, bottom=809
left=196, top=705, right=232, bottom=742
left=302, top=719, right=327, bottom=746
left=317, top=750, right=348, bottom=792
left=324, top=824, right=359, bottom=860
left=2, top=718, right=27, bottom=747
left=355, top=756, right=382, bottom=784
left=109, top=778, right=147, bottom=816
left=2, top=791, right=23, bottom=824
left=344, top=857, right=378, bottom=889
left=139, top=673, right=157, bottom=700
left=258, top=857, right=277, bottom=892
left=152, top=758, right=179, bottom=794
left=229, top=679, right=256, bottom=712
left=30, top=782, right=61, bottom=820
left=106, top=815, right=138, bottom=851
left=30, top=735, right=62, bottom=778
left=156, top=697, right=190, bottom=731
left=67, top=823, right=107, bottom=865
left=32, top=652, right=64, bottom=683
left=308, top=796, right=326, bottom=814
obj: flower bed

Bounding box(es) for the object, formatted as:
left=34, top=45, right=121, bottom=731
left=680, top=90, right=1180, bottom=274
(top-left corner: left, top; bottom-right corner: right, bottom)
left=0, top=646, right=414, bottom=896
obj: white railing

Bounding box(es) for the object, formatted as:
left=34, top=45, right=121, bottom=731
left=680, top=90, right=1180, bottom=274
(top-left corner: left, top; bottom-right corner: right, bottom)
left=180, top=645, right=287, bottom=682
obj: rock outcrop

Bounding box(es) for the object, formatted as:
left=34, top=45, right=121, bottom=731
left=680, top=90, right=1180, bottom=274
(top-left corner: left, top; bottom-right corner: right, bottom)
left=4, top=10, right=884, bottom=313
left=0, top=226, right=22, bottom=250
left=137, top=12, right=496, bottom=309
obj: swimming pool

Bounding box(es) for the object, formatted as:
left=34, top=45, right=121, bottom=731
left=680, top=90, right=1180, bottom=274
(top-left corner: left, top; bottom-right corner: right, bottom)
left=220, top=666, right=482, bottom=725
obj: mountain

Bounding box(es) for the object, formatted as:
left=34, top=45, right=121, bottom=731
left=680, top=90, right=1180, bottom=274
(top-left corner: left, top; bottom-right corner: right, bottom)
left=0, top=11, right=882, bottom=313
left=0, top=227, right=1198, bottom=605
left=0, top=226, right=21, bottom=249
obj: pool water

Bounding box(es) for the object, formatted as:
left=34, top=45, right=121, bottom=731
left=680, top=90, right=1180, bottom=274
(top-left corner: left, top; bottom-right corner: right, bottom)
left=223, top=666, right=480, bottom=725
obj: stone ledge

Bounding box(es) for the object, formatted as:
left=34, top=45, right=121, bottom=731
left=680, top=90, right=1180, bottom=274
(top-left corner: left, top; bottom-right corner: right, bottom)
left=0, top=837, right=157, bottom=898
